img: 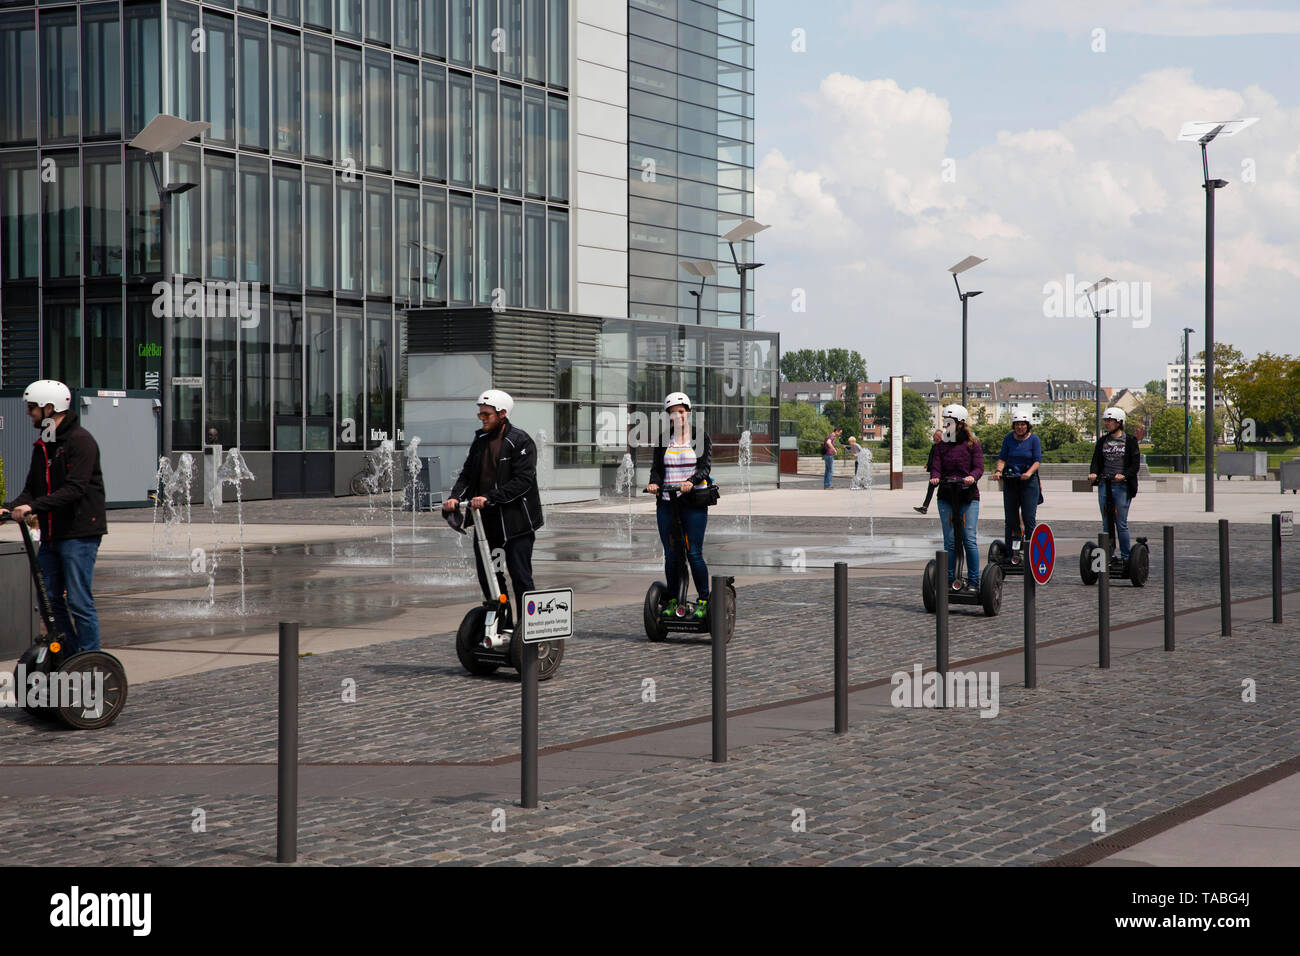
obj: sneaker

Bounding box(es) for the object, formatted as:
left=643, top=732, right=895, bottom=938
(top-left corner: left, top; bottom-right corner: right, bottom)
left=694, top=598, right=709, bottom=619
left=661, top=598, right=678, bottom=618
left=913, top=506, right=928, bottom=514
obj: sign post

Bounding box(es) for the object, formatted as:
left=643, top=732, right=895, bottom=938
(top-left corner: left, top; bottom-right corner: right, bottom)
left=889, top=375, right=904, bottom=490
left=519, top=588, right=573, bottom=809
left=1026, top=523, right=1056, bottom=688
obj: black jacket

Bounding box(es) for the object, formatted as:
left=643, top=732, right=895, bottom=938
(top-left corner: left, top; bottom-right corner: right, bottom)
left=7, top=412, right=108, bottom=540
left=648, top=433, right=713, bottom=490
left=1090, top=431, right=1141, bottom=498
left=449, top=421, right=543, bottom=542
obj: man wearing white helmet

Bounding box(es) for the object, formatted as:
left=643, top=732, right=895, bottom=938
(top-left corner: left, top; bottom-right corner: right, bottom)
left=443, top=389, right=543, bottom=627
left=1, top=380, right=108, bottom=653
left=928, top=404, right=985, bottom=592
left=1088, top=406, right=1141, bottom=568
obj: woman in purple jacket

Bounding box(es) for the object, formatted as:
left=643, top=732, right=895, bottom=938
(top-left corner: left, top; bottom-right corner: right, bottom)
left=929, top=404, right=984, bottom=592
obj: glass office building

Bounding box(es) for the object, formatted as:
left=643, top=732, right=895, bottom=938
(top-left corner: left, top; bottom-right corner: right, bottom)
left=627, top=0, right=754, bottom=328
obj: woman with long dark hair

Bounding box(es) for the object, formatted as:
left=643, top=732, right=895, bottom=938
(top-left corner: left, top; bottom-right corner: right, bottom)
left=928, top=404, right=984, bottom=592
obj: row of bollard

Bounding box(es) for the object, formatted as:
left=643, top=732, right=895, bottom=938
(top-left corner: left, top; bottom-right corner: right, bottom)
left=269, top=515, right=1290, bottom=860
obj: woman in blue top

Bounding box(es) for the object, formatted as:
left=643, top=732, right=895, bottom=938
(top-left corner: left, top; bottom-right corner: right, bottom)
left=992, top=412, right=1043, bottom=551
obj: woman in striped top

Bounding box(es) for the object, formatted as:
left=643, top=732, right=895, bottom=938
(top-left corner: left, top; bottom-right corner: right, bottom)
left=646, top=392, right=714, bottom=620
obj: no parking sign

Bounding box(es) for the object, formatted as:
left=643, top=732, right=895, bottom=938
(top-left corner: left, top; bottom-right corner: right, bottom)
left=1030, top=523, right=1056, bottom=585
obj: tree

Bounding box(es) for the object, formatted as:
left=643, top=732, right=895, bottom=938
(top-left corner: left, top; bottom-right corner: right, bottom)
left=780, top=348, right=867, bottom=384
left=841, top=379, right=862, bottom=437
left=780, top=401, right=835, bottom=456
left=997, top=376, right=1015, bottom=383
left=1193, top=343, right=1247, bottom=448
left=1144, top=378, right=1167, bottom=399
left=1149, top=405, right=1205, bottom=458
left=873, top=386, right=934, bottom=448
left=1235, top=352, right=1300, bottom=444
left=1130, top=390, right=1167, bottom=435
left=1034, top=416, right=1079, bottom=452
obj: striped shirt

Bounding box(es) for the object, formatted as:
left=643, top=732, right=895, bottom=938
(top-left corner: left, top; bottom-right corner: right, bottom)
left=661, top=442, right=697, bottom=500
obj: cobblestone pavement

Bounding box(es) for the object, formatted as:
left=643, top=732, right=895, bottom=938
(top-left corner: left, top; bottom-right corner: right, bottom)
left=1, top=616, right=1293, bottom=866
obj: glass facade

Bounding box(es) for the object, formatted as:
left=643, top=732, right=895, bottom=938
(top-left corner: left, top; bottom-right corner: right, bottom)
left=0, top=0, right=571, bottom=467
left=627, top=0, right=754, bottom=328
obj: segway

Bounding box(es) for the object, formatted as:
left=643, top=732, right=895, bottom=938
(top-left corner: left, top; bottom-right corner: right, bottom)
left=444, top=503, right=564, bottom=680
left=4, top=515, right=127, bottom=729
left=987, top=468, right=1030, bottom=577
left=1079, top=478, right=1149, bottom=587
left=642, top=485, right=735, bottom=642
left=922, top=478, right=1003, bottom=616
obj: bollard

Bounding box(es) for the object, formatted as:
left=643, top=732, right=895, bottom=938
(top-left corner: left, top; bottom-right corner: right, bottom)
left=1098, top=534, right=1110, bottom=669
left=711, top=575, right=727, bottom=763
left=1163, top=526, right=1175, bottom=652
left=1272, top=514, right=1283, bottom=625
left=834, top=562, right=848, bottom=734
left=521, top=640, right=538, bottom=809
left=276, top=621, right=299, bottom=864
left=1023, top=563, right=1037, bottom=689
left=1219, top=518, right=1231, bottom=637
left=935, top=551, right=949, bottom=708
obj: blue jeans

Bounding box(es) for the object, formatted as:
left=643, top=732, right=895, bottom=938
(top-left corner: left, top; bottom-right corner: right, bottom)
left=1097, top=480, right=1131, bottom=559
left=657, top=501, right=709, bottom=600
left=937, top=498, right=980, bottom=586
left=36, top=536, right=103, bottom=653
left=1002, top=475, right=1039, bottom=544
left=823, top=454, right=834, bottom=488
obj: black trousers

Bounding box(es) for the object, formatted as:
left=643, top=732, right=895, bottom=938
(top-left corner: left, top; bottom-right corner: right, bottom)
left=473, top=531, right=536, bottom=627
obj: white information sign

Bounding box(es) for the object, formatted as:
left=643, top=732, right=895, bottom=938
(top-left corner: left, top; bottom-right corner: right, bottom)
left=521, top=588, right=574, bottom=643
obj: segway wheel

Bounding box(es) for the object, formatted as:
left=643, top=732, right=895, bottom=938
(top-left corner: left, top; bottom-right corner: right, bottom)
left=14, top=645, right=60, bottom=721
left=988, top=540, right=1006, bottom=567
left=1128, top=541, right=1150, bottom=588
left=922, top=560, right=937, bottom=614
left=980, top=564, right=1004, bottom=617
left=53, top=651, right=128, bottom=730
left=1079, top=541, right=1099, bottom=586
left=455, top=606, right=501, bottom=676
left=643, top=582, right=669, bottom=642
left=508, top=630, right=565, bottom=681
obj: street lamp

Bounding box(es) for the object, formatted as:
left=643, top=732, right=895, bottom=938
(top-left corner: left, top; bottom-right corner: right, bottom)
left=948, top=255, right=986, bottom=407
left=128, top=114, right=210, bottom=460
left=722, top=219, right=770, bottom=329
left=679, top=260, right=716, bottom=325
left=1081, top=277, right=1116, bottom=440
left=1182, top=326, right=1195, bottom=473
left=1179, top=116, right=1258, bottom=511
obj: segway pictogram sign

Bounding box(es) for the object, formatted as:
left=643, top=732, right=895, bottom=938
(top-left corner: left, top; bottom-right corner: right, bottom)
left=1030, top=523, right=1056, bottom=585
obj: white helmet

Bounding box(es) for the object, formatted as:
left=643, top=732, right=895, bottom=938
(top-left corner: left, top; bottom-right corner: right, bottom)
left=1102, top=406, right=1126, bottom=424
left=1011, top=412, right=1032, bottom=425
left=663, top=391, right=692, bottom=411
left=476, top=389, right=514, bottom=415
left=941, top=403, right=969, bottom=423
left=24, top=380, right=72, bottom=413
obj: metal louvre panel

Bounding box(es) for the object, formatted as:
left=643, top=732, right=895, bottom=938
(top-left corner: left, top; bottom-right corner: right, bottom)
left=405, top=310, right=494, bottom=353
left=492, top=313, right=599, bottom=398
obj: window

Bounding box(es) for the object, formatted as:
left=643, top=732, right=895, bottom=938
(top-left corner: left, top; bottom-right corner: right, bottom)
left=448, top=70, right=471, bottom=187
left=125, top=293, right=161, bottom=393
left=421, top=185, right=446, bottom=301
left=421, top=0, right=445, bottom=59
left=523, top=0, right=543, bottom=83
left=304, top=35, right=332, bottom=161
left=336, top=0, right=362, bottom=39
left=123, top=4, right=160, bottom=137
left=366, top=303, right=393, bottom=447
left=205, top=151, right=236, bottom=279
left=365, top=51, right=391, bottom=170
left=500, top=83, right=522, bottom=195
left=394, top=58, right=419, bottom=178
left=167, top=2, right=200, bottom=123
left=547, top=94, right=567, bottom=201
left=547, top=0, right=566, bottom=87
left=501, top=200, right=521, bottom=308
left=394, top=0, right=418, bottom=53
left=43, top=301, right=81, bottom=388
left=170, top=145, right=201, bottom=278
left=305, top=299, right=334, bottom=448
left=40, top=10, right=78, bottom=142
left=82, top=5, right=120, bottom=138
left=42, top=152, right=79, bottom=279
left=337, top=305, right=364, bottom=447
left=84, top=300, right=124, bottom=390
left=474, top=76, right=497, bottom=190
left=421, top=62, right=446, bottom=180
left=0, top=13, right=38, bottom=143
left=448, top=0, right=470, bottom=66
left=500, top=0, right=521, bottom=78
left=337, top=175, right=362, bottom=294
left=126, top=151, right=161, bottom=275
left=394, top=183, right=419, bottom=304
left=305, top=165, right=333, bottom=291
left=547, top=206, right=567, bottom=310
left=240, top=157, right=270, bottom=283
left=524, top=201, right=544, bottom=309
left=474, top=0, right=495, bottom=70
left=241, top=291, right=271, bottom=450
left=303, top=0, right=331, bottom=30
left=448, top=190, right=471, bottom=304
left=523, top=87, right=544, bottom=197
left=272, top=0, right=301, bottom=25
left=83, top=147, right=122, bottom=278
left=365, top=0, right=390, bottom=45
left=274, top=164, right=302, bottom=290
left=238, top=19, right=269, bottom=150
left=171, top=298, right=202, bottom=448
left=203, top=11, right=235, bottom=147
left=274, top=302, right=303, bottom=450
left=272, top=29, right=301, bottom=155
left=335, top=45, right=362, bottom=168
left=366, top=177, right=392, bottom=296
left=474, top=194, right=497, bottom=305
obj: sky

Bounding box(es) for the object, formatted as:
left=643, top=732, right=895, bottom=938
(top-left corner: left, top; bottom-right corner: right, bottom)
left=751, top=0, right=1300, bottom=389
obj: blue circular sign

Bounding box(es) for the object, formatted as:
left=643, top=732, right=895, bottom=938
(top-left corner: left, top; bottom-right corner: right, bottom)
left=527, top=600, right=536, bottom=615
left=1030, top=523, right=1056, bottom=585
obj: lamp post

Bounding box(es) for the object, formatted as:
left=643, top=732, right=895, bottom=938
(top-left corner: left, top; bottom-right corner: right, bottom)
left=722, top=219, right=770, bottom=329
left=1179, top=117, right=1257, bottom=511
left=1182, top=326, right=1194, bottom=473
left=934, top=377, right=943, bottom=428
left=679, top=260, right=717, bottom=325
left=128, top=114, right=211, bottom=461
left=947, top=255, right=986, bottom=407
left=1081, top=277, right=1116, bottom=440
